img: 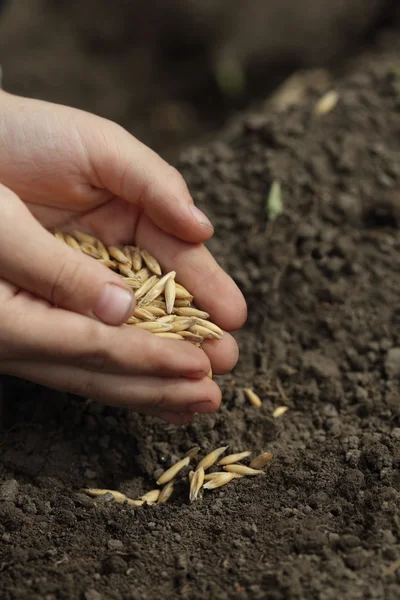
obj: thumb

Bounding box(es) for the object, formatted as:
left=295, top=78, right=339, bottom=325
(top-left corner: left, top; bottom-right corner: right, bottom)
left=0, top=185, right=135, bottom=325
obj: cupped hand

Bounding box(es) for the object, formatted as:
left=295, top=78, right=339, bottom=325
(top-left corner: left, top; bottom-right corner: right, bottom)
left=0, top=91, right=247, bottom=423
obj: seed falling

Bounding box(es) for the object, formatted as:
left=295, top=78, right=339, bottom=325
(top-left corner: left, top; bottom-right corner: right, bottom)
left=249, top=452, right=273, bottom=470
left=272, top=406, right=289, bottom=418
left=158, top=480, right=175, bottom=504
left=141, top=249, right=162, bottom=275
left=224, top=465, right=264, bottom=476
left=165, top=277, right=176, bottom=314
left=189, top=466, right=204, bottom=503
left=140, top=489, right=161, bottom=504
left=203, top=472, right=238, bottom=490
left=243, top=388, right=262, bottom=408
left=197, top=446, right=229, bottom=471
left=217, top=451, right=251, bottom=466
left=157, top=456, right=190, bottom=485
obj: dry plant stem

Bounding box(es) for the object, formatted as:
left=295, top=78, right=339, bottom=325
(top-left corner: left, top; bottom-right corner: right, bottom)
left=217, top=451, right=251, bottom=466
left=249, top=452, right=273, bottom=469
left=157, top=456, right=190, bottom=485
left=197, top=446, right=229, bottom=471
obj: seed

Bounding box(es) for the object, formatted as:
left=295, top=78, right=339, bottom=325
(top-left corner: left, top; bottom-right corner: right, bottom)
left=179, top=331, right=204, bottom=344
left=65, top=234, right=81, bottom=251
left=141, top=249, right=162, bottom=275
left=174, top=298, right=193, bottom=307
left=134, top=322, right=172, bottom=332
left=135, top=275, right=158, bottom=300
left=126, top=499, right=145, bottom=507
left=175, top=283, right=193, bottom=300
left=80, top=243, right=101, bottom=259
left=224, top=465, right=264, bottom=476
left=136, top=268, right=151, bottom=282
left=158, top=480, right=175, bottom=504
left=140, top=271, right=176, bottom=306
left=154, top=333, right=184, bottom=340
left=82, top=488, right=142, bottom=505
left=316, top=90, right=339, bottom=115
left=121, top=277, right=142, bottom=290
left=194, top=319, right=223, bottom=337
left=129, top=246, right=142, bottom=271
left=170, top=318, right=196, bottom=333
left=188, top=325, right=220, bottom=340
left=133, top=308, right=157, bottom=321
left=107, top=246, right=129, bottom=264
left=54, top=229, right=66, bottom=243
left=243, top=388, right=262, bottom=408
left=149, top=299, right=167, bottom=310
left=273, top=406, right=289, bottom=418
left=185, top=446, right=201, bottom=459
left=157, top=456, right=190, bottom=485
left=203, top=473, right=237, bottom=490
left=207, top=368, right=213, bottom=379
left=249, top=452, right=273, bottom=470
left=189, top=466, right=204, bottom=503
left=118, top=263, right=136, bottom=277
left=126, top=316, right=140, bottom=324
left=175, top=307, right=210, bottom=319
left=165, top=277, right=176, bottom=314
left=140, top=489, right=161, bottom=504
left=98, top=259, right=118, bottom=270
left=73, top=230, right=98, bottom=245
left=96, top=239, right=109, bottom=260
left=157, top=315, right=175, bottom=324
left=145, top=306, right=167, bottom=317
left=217, top=451, right=251, bottom=466
left=123, top=246, right=133, bottom=268
left=188, top=471, right=194, bottom=483
left=197, top=446, right=229, bottom=471
left=204, top=472, right=242, bottom=481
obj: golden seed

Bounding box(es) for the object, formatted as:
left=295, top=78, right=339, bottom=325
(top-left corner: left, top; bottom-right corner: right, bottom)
left=82, top=488, right=141, bottom=505
left=197, top=446, right=229, bottom=471
left=157, top=456, right=190, bottom=485
left=64, top=234, right=81, bottom=251
left=188, top=471, right=194, bottom=483
left=140, top=489, right=161, bottom=504
left=98, top=259, right=118, bottom=270
left=224, top=465, right=264, bottom=476
left=315, top=90, right=339, bottom=115
left=133, top=308, right=157, bottom=321
left=188, top=325, right=220, bottom=340
left=194, top=318, right=223, bottom=337
left=189, top=466, right=204, bottom=503
left=126, top=316, right=140, bottom=325
left=141, top=249, right=162, bottom=275
left=126, top=499, right=145, bottom=507
left=96, top=239, right=109, bottom=260
left=175, top=307, right=210, bottom=319
left=185, top=446, right=201, bottom=459
left=157, top=315, right=175, bottom=324
left=148, top=299, right=167, bottom=310
left=154, top=332, right=184, bottom=340
left=129, top=246, right=142, bottom=271
left=203, top=472, right=243, bottom=481
left=207, top=368, right=213, bottom=379
left=121, top=277, right=142, bottom=290
left=203, top=473, right=237, bottom=490
left=135, top=275, right=158, bottom=300
left=179, top=331, right=204, bottom=344
left=157, top=480, right=175, bottom=504
left=54, top=229, right=66, bottom=243
left=107, top=246, right=129, bottom=264
left=140, top=271, right=176, bottom=306
left=170, top=318, right=196, bottom=333
left=175, top=283, right=193, bottom=300
left=123, top=246, right=133, bottom=268
left=273, top=406, right=289, bottom=418
left=73, top=230, right=98, bottom=245
left=217, top=451, right=251, bottom=466
left=243, top=388, right=262, bottom=408
left=145, top=306, right=167, bottom=317
left=118, top=263, right=136, bottom=278
left=174, top=298, right=193, bottom=308
left=80, top=242, right=101, bottom=259
left=136, top=267, right=151, bottom=282
left=134, top=322, right=172, bottom=332
left=165, top=277, right=176, bottom=314
left=249, top=452, right=273, bottom=470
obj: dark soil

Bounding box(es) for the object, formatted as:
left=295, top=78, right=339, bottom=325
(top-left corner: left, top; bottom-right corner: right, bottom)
left=2, top=25, right=400, bottom=600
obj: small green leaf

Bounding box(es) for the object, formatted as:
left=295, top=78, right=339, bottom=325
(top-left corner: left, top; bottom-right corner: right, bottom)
left=266, top=180, right=283, bottom=221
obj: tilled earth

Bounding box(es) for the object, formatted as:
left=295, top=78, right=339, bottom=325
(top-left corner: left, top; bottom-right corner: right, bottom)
left=2, top=30, right=400, bottom=600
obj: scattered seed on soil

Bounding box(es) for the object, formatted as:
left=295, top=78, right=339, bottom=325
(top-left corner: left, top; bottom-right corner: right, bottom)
left=65, top=234, right=81, bottom=251
left=174, top=307, right=210, bottom=319
left=157, top=456, right=190, bottom=485
left=224, top=465, right=264, bottom=476
left=217, top=451, right=251, bottom=466
left=197, top=446, right=229, bottom=471
left=139, top=271, right=176, bottom=306
left=315, top=89, right=339, bottom=114
left=266, top=179, right=283, bottom=222
left=140, top=489, right=161, bottom=504
left=273, top=406, right=289, bottom=418
left=204, top=472, right=243, bottom=481
left=134, top=322, right=173, bottom=333
left=243, top=388, right=262, bottom=408
left=154, top=332, right=184, bottom=340
left=249, top=452, right=273, bottom=470
left=141, top=249, right=162, bottom=275
left=189, top=466, right=204, bottom=503
left=185, top=446, right=201, bottom=459
left=157, top=480, right=175, bottom=504
left=203, top=473, right=238, bottom=489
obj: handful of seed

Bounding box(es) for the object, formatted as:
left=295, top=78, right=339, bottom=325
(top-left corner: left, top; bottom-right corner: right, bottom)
left=53, top=230, right=222, bottom=361
left=83, top=446, right=273, bottom=507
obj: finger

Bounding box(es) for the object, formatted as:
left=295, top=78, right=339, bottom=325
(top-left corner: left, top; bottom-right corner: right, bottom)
left=86, top=120, right=215, bottom=244
left=0, top=184, right=136, bottom=325
left=0, top=360, right=222, bottom=415
left=135, top=215, right=247, bottom=331
left=201, top=333, right=239, bottom=375
left=1, top=289, right=211, bottom=378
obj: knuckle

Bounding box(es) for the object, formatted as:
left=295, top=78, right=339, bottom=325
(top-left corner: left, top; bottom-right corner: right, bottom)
left=50, top=259, right=85, bottom=307
left=74, top=325, right=113, bottom=372
left=74, top=374, right=101, bottom=401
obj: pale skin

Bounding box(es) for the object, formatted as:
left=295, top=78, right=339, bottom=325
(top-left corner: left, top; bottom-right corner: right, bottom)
left=0, top=90, right=247, bottom=425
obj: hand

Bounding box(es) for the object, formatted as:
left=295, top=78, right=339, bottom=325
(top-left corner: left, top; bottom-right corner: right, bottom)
left=0, top=91, right=247, bottom=424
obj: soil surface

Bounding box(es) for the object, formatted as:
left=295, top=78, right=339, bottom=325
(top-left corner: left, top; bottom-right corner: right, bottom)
left=2, top=26, right=400, bottom=600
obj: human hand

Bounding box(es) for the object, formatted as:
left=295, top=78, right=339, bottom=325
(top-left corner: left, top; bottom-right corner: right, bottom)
left=0, top=91, right=247, bottom=423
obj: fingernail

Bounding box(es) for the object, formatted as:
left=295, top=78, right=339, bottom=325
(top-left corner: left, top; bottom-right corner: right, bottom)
left=188, top=401, right=214, bottom=414
left=189, top=205, right=214, bottom=229
left=94, top=283, right=134, bottom=325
